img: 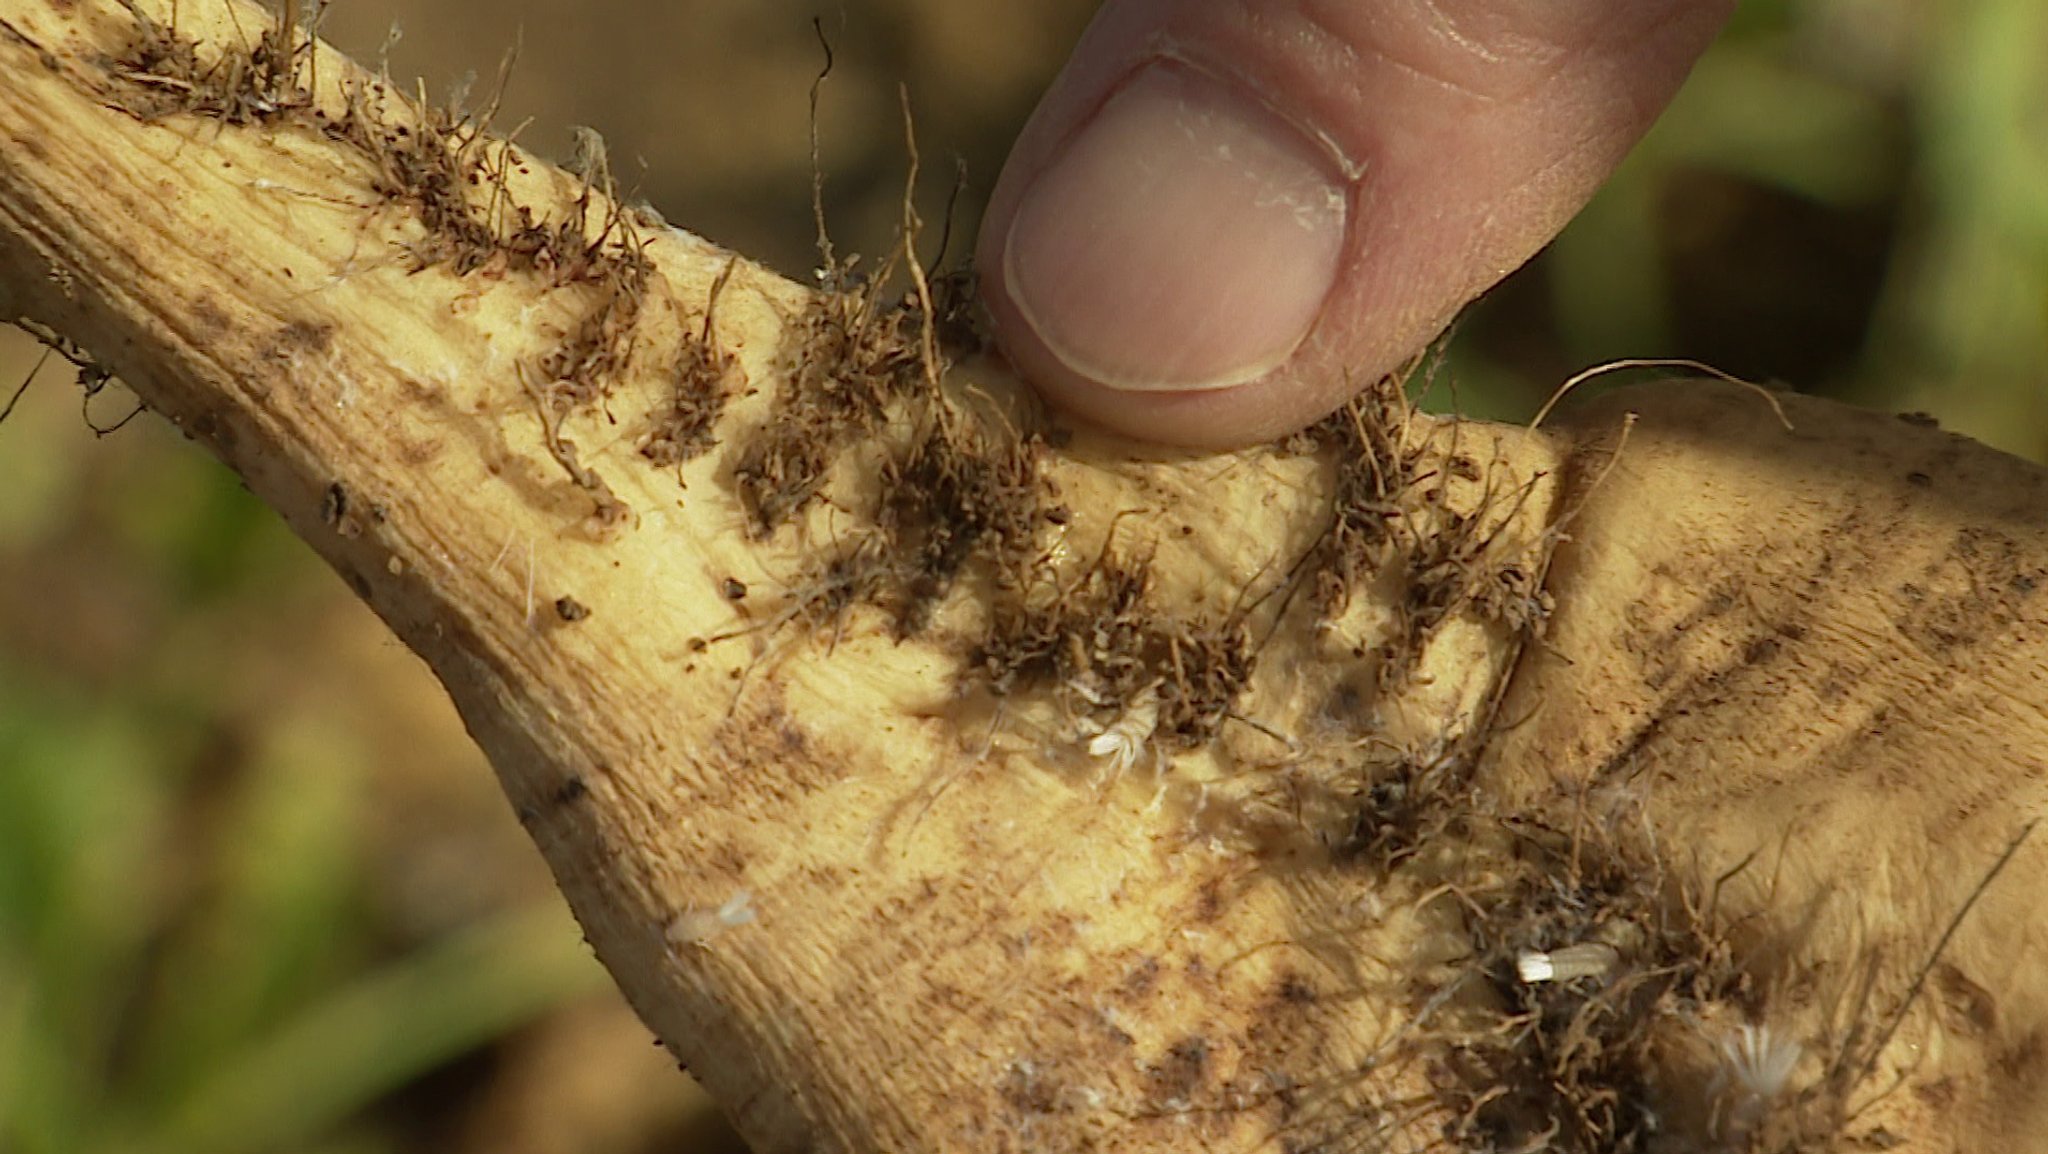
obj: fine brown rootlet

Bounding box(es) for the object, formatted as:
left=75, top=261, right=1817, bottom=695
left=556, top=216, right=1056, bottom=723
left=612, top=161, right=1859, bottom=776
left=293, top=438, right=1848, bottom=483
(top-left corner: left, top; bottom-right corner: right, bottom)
left=3, top=2, right=2046, bottom=1151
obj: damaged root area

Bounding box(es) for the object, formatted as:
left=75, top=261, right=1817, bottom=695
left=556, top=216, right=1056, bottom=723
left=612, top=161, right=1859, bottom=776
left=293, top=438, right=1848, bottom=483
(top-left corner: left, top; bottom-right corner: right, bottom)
left=1332, top=748, right=1484, bottom=876
left=731, top=274, right=931, bottom=535
left=516, top=136, right=657, bottom=529
left=1241, top=741, right=1839, bottom=1151
left=106, top=0, right=1528, bottom=792
left=974, top=552, right=1254, bottom=752
left=327, top=72, right=504, bottom=273
left=876, top=402, right=1044, bottom=635
left=717, top=383, right=1053, bottom=655
left=642, top=259, right=745, bottom=468
left=520, top=368, right=631, bottom=533
left=1290, top=370, right=1555, bottom=692
left=1429, top=815, right=1756, bottom=1153
left=1377, top=476, right=1554, bottom=690
left=1320, top=755, right=1927, bottom=1154
left=113, top=0, right=317, bottom=124
left=714, top=258, right=1256, bottom=753
left=1296, top=375, right=1424, bottom=619
left=108, top=5, right=683, bottom=528
left=717, top=258, right=1059, bottom=647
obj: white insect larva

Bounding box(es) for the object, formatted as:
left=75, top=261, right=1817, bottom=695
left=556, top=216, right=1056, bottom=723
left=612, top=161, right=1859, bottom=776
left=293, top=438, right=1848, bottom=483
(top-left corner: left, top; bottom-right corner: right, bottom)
left=1708, top=1021, right=1803, bottom=1140
left=1515, top=942, right=1620, bottom=984
left=1074, top=684, right=1161, bottom=777
left=1718, top=1022, right=1801, bottom=1103
left=666, top=890, right=758, bottom=947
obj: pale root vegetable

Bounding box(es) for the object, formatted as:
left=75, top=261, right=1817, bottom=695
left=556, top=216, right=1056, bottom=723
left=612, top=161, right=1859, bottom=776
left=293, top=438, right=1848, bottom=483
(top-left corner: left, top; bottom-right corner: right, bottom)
left=2, top=2, right=2044, bottom=1152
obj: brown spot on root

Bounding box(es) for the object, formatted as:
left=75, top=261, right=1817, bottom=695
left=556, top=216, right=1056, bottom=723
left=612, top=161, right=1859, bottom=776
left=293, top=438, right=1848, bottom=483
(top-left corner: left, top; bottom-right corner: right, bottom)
left=1120, top=958, right=1162, bottom=998
left=339, top=565, right=371, bottom=601
left=1932, top=961, right=1998, bottom=1037
left=1894, top=526, right=2048, bottom=658
left=264, top=319, right=335, bottom=361
left=997, top=1060, right=1066, bottom=1117
left=1144, top=1036, right=1210, bottom=1104
left=1276, top=973, right=1316, bottom=1005
left=320, top=480, right=364, bottom=538
left=183, top=408, right=234, bottom=453
left=710, top=696, right=853, bottom=799
left=1996, top=1026, right=2046, bottom=1085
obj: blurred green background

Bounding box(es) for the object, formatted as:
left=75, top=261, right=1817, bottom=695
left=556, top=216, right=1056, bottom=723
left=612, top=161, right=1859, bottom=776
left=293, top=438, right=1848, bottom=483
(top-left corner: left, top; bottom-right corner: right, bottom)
left=2, top=1, right=2044, bottom=1151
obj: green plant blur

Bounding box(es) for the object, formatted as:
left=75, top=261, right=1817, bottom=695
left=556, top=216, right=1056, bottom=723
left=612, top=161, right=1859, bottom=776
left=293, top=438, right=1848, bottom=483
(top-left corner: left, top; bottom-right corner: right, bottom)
left=1, top=1, right=2042, bottom=1152
left=1442, top=0, right=2048, bottom=459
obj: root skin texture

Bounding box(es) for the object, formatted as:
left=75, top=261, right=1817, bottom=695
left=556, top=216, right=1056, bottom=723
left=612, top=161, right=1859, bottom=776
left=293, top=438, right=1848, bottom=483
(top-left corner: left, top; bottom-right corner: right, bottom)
left=1, top=3, right=2044, bottom=1151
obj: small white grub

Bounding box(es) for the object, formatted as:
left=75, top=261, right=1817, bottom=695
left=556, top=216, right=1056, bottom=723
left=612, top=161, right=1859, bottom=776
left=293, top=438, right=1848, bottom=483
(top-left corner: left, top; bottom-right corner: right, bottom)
left=1708, top=1021, right=1804, bottom=1140
left=1074, top=683, right=1161, bottom=777
left=1516, top=942, right=1620, bottom=984
left=1717, top=1022, right=1802, bottom=1104
left=666, top=891, right=757, bottom=947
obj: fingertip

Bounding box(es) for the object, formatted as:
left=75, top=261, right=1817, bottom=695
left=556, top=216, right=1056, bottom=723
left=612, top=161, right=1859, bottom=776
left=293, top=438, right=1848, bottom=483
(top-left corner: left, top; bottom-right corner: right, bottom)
left=983, top=273, right=1360, bottom=448
left=976, top=53, right=1356, bottom=448
left=980, top=0, right=1734, bottom=449
left=992, top=63, right=1346, bottom=399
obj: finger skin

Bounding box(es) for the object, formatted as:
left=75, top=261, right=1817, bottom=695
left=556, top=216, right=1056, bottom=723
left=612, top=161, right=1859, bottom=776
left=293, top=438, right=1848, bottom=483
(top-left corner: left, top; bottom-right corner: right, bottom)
left=978, top=0, right=1736, bottom=447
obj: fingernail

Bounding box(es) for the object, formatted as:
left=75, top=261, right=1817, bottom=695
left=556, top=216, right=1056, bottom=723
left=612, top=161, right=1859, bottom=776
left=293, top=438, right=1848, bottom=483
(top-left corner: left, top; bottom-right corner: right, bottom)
left=1003, top=63, right=1347, bottom=392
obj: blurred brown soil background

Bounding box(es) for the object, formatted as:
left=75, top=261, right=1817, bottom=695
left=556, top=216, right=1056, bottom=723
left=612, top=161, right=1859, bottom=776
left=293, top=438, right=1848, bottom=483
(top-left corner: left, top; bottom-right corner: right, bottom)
left=0, top=2, right=2041, bottom=1152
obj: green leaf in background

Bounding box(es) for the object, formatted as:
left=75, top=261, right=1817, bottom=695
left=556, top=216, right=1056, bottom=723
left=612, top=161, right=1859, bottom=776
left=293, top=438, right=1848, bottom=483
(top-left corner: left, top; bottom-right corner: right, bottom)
left=149, top=901, right=608, bottom=1154
left=0, top=679, right=181, bottom=1154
